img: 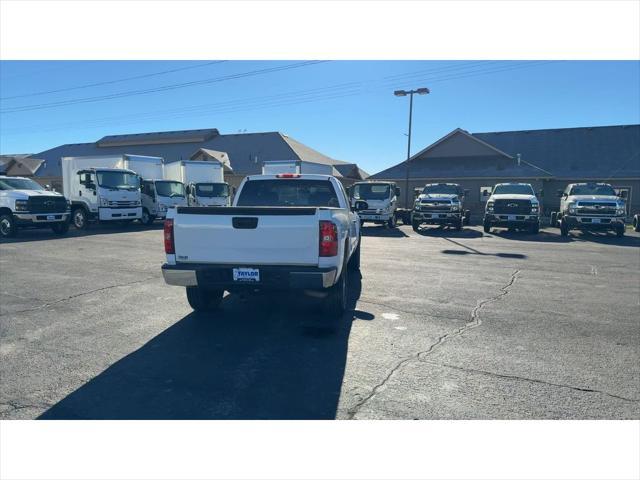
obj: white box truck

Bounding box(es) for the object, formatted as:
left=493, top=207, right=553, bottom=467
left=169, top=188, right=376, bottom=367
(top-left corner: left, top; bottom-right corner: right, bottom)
left=124, top=155, right=188, bottom=225
left=62, top=155, right=143, bottom=229
left=164, top=160, right=230, bottom=207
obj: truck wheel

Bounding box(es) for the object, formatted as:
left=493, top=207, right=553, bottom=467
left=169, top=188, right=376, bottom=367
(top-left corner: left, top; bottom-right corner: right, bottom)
left=387, top=215, right=397, bottom=228
left=411, top=219, right=420, bottom=232
left=186, top=286, right=223, bottom=312
left=550, top=212, right=557, bottom=228
left=615, top=224, right=625, bottom=238
left=0, top=213, right=17, bottom=238
left=633, top=215, right=639, bottom=232
left=51, top=222, right=70, bottom=235
left=72, top=207, right=89, bottom=230
left=349, top=237, right=361, bottom=270
left=560, top=218, right=569, bottom=237
left=530, top=222, right=540, bottom=234
left=483, top=219, right=491, bottom=234
left=140, top=208, right=155, bottom=226
left=463, top=210, right=471, bottom=226
left=325, top=263, right=348, bottom=317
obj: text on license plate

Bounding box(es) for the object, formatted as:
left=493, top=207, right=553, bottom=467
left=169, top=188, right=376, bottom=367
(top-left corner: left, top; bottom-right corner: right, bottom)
left=47, top=215, right=56, bottom=220
left=233, top=268, right=260, bottom=282
left=592, top=218, right=600, bottom=224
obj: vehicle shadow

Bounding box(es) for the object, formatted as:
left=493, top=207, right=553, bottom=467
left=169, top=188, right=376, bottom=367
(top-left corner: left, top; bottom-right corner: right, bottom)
left=38, top=271, right=365, bottom=420
left=490, top=228, right=640, bottom=247
left=440, top=237, right=527, bottom=259
left=415, top=226, right=483, bottom=239
left=0, top=222, right=163, bottom=244
left=360, top=225, right=409, bottom=238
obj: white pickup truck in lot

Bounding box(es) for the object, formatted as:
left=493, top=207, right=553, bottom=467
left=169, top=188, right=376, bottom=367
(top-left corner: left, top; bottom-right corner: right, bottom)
left=161, top=173, right=362, bottom=317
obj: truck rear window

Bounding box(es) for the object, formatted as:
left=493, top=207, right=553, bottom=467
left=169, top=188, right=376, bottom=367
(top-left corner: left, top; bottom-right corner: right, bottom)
left=236, top=179, right=340, bottom=207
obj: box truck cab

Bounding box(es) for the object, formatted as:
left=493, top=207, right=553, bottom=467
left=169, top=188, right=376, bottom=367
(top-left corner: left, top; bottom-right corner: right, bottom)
left=349, top=181, right=400, bottom=228
left=121, top=155, right=188, bottom=225
left=62, top=155, right=143, bottom=230
left=164, top=160, right=231, bottom=207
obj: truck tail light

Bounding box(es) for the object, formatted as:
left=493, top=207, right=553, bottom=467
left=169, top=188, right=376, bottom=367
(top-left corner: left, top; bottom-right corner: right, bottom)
left=164, top=219, right=175, bottom=254
left=276, top=173, right=301, bottom=178
left=319, top=221, right=338, bottom=257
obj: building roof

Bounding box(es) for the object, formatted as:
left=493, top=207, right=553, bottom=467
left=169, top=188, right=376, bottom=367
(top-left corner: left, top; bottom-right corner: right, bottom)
left=472, top=124, right=640, bottom=179
left=370, top=124, right=640, bottom=181
left=0, top=154, right=43, bottom=176
left=31, top=128, right=356, bottom=179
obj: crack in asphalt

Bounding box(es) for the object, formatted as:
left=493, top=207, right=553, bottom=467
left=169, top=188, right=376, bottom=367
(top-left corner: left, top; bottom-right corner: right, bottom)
left=430, top=362, right=640, bottom=403
left=346, top=269, right=520, bottom=419
left=0, top=276, right=158, bottom=317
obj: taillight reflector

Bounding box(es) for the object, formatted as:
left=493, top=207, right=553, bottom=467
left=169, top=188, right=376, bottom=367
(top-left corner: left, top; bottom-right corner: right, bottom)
left=319, top=221, right=338, bottom=257
left=164, top=219, right=175, bottom=254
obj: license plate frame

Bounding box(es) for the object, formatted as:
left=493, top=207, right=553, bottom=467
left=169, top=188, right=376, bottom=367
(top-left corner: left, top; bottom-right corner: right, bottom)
left=233, top=267, right=260, bottom=282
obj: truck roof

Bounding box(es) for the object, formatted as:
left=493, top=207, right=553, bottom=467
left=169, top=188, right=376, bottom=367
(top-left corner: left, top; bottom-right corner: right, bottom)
left=425, top=182, right=460, bottom=187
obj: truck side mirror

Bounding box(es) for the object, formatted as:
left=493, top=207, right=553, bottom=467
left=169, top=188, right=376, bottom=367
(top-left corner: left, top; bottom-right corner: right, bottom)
left=537, top=190, right=544, bottom=198
left=618, top=190, right=628, bottom=199
left=463, top=189, right=470, bottom=197
left=395, top=187, right=401, bottom=197
left=482, top=189, right=490, bottom=197
left=557, top=189, right=564, bottom=198
left=44, top=184, right=51, bottom=191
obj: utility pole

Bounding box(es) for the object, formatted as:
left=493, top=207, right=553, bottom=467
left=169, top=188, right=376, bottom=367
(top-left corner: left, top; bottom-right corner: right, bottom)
left=394, top=87, right=430, bottom=208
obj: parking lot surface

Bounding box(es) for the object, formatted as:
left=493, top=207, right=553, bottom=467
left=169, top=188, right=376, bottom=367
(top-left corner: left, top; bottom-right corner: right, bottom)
left=1, top=224, right=639, bottom=419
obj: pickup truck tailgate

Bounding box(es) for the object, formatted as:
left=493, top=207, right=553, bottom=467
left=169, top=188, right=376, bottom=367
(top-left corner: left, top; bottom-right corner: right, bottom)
left=173, top=207, right=320, bottom=265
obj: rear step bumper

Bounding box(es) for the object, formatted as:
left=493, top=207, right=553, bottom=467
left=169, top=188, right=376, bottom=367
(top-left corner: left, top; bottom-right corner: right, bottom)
left=162, top=263, right=337, bottom=290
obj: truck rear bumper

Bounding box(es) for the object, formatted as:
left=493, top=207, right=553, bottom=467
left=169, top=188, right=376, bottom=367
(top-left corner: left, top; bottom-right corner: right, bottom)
left=162, top=263, right=338, bottom=290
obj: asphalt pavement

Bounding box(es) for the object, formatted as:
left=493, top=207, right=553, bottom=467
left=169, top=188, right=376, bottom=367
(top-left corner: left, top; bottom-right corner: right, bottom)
left=1, top=222, right=638, bottom=419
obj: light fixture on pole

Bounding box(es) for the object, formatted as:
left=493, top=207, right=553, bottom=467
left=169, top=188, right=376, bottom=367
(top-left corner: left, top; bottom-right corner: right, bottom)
left=394, top=87, right=430, bottom=208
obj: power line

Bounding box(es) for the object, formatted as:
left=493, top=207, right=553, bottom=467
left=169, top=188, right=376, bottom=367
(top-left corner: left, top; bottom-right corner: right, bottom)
left=0, top=61, right=228, bottom=101
left=0, top=61, right=329, bottom=114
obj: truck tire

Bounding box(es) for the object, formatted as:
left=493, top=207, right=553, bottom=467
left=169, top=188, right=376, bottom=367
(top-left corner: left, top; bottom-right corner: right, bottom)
left=0, top=213, right=17, bottom=238
left=186, top=286, right=223, bottom=312
left=51, top=222, right=70, bottom=235
left=140, top=208, right=155, bottom=226
left=463, top=210, right=471, bottom=226
left=615, top=224, right=625, bottom=238
left=560, top=217, right=569, bottom=237
left=411, top=219, right=420, bottom=232
left=550, top=211, right=557, bottom=228
left=387, top=214, right=397, bottom=228
left=348, top=237, right=361, bottom=270
left=483, top=219, right=491, bottom=234
left=529, top=222, right=540, bottom=234
left=633, top=215, right=639, bottom=232
left=325, top=263, right=348, bottom=317
left=72, top=207, right=89, bottom=230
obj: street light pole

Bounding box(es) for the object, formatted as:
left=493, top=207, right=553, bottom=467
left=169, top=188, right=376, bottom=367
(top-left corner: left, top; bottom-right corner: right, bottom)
left=394, top=87, right=429, bottom=208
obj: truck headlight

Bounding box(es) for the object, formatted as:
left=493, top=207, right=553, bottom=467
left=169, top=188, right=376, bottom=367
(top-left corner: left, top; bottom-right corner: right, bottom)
left=100, top=197, right=109, bottom=207
left=451, top=204, right=460, bottom=212
left=531, top=204, right=539, bottom=213
left=486, top=201, right=494, bottom=213
left=15, top=199, right=29, bottom=212
left=616, top=207, right=626, bottom=216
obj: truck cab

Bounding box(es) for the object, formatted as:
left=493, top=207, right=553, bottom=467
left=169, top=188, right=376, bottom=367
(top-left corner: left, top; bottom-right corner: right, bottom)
left=553, top=182, right=626, bottom=237
left=140, top=179, right=188, bottom=225
left=483, top=183, right=541, bottom=234
left=68, top=167, right=142, bottom=229
left=0, top=175, right=70, bottom=238
left=186, top=182, right=231, bottom=207
left=349, top=181, right=400, bottom=228
left=411, top=183, right=469, bottom=232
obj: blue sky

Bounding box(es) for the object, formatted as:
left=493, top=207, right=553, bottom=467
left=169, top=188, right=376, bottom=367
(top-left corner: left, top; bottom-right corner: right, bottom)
left=1, top=60, right=638, bottom=174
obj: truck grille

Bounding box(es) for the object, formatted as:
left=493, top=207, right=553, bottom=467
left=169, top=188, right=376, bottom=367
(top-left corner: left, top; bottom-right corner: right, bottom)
left=108, top=200, right=138, bottom=207
left=493, top=199, right=531, bottom=215
left=576, top=202, right=616, bottom=216
left=419, top=200, right=451, bottom=212
left=26, top=197, right=68, bottom=213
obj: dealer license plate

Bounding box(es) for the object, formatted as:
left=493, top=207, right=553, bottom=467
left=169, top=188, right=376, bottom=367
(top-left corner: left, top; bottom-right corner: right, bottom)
left=592, top=218, right=601, bottom=224
left=233, top=268, right=260, bottom=282
left=507, top=215, right=516, bottom=221
left=431, top=214, right=440, bottom=219
left=46, top=215, right=56, bottom=220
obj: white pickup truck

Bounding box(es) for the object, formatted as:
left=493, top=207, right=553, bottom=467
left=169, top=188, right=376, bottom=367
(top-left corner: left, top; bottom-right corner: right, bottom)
left=161, top=173, right=362, bottom=317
